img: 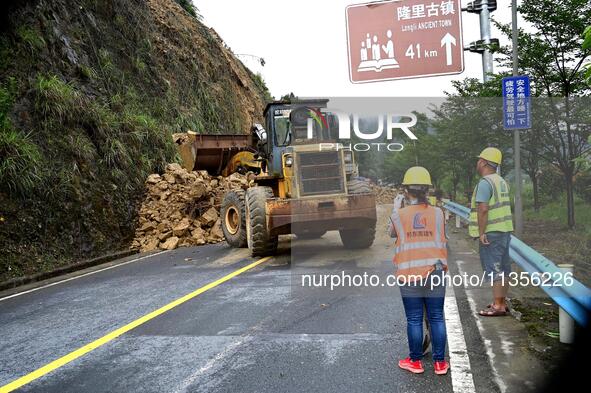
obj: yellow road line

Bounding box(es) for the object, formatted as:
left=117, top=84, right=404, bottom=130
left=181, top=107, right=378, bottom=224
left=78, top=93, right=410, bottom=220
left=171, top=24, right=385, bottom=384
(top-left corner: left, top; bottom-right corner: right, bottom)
left=0, top=256, right=271, bottom=393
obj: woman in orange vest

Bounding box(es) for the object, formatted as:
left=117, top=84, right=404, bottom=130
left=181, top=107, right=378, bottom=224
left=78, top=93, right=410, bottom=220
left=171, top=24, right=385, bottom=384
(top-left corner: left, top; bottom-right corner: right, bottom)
left=388, top=166, right=449, bottom=375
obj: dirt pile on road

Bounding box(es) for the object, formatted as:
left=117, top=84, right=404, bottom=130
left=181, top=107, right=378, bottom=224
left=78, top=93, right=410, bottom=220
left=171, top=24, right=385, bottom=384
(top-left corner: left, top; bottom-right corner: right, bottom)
left=131, top=164, right=248, bottom=252
left=371, top=185, right=400, bottom=205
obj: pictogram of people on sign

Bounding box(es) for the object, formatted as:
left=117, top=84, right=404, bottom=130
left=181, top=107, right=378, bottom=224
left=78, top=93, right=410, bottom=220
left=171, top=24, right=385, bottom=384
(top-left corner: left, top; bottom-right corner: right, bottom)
left=358, top=29, right=399, bottom=73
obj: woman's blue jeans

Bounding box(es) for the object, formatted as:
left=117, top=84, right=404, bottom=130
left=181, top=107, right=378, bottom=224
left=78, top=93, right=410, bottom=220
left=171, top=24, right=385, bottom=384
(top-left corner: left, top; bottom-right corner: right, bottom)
left=399, top=270, right=447, bottom=362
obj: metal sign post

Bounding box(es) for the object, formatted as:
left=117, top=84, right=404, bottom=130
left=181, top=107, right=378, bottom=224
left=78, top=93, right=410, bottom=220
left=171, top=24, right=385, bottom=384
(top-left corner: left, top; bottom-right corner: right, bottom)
left=463, top=0, right=498, bottom=82
left=479, top=0, right=493, bottom=81
left=511, top=0, right=523, bottom=237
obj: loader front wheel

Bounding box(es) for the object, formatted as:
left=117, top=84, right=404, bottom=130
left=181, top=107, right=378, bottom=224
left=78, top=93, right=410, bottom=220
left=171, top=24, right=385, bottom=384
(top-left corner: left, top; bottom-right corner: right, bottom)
left=246, top=186, right=278, bottom=256
left=221, top=189, right=247, bottom=248
left=339, top=178, right=376, bottom=249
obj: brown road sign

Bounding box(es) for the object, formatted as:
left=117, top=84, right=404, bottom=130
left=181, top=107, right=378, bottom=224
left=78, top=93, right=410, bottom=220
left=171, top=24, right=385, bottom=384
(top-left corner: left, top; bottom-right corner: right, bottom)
left=346, top=0, right=464, bottom=83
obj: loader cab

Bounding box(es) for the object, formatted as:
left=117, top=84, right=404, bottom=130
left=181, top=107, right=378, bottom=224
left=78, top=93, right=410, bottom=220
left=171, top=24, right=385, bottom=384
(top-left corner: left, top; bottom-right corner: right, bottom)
left=259, top=100, right=337, bottom=177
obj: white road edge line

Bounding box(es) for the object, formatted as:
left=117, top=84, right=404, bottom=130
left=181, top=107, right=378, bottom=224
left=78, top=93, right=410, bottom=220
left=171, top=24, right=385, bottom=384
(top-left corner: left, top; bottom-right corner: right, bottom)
left=0, top=251, right=167, bottom=302
left=445, top=280, right=477, bottom=393
left=456, top=259, right=507, bottom=393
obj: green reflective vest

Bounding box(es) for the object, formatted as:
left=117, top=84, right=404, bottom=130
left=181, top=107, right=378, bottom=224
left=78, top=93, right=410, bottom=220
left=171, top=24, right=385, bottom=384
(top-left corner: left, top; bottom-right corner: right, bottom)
left=469, top=174, right=514, bottom=237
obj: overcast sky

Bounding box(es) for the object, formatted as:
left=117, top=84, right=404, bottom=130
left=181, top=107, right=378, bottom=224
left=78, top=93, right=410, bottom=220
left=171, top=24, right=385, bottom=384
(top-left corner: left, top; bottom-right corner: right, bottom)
left=197, top=0, right=524, bottom=98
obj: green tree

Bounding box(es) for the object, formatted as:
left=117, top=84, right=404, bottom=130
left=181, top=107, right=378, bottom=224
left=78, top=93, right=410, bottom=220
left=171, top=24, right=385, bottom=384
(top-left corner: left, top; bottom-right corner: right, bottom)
left=494, top=0, right=591, bottom=228
left=584, top=26, right=591, bottom=83
left=431, top=77, right=511, bottom=200
left=381, top=112, right=445, bottom=187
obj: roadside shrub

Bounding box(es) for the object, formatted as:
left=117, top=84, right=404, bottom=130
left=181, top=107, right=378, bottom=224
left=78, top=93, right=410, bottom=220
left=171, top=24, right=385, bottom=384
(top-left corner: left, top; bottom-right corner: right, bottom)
left=0, top=77, right=17, bottom=122
left=575, top=171, right=591, bottom=203
left=34, top=74, right=82, bottom=123
left=0, top=37, right=11, bottom=71
left=98, top=48, right=115, bottom=73
left=0, top=77, right=42, bottom=196
left=80, top=100, right=119, bottom=143
left=174, top=0, right=202, bottom=20
left=253, top=73, right=273, bottom=103
left=78, top=64, right=98, bottom=80
left=525, top=192, right=591, bottom=232
left=68, top=130, right=98, bottom=162
left=16, top=25, right=45, bottom=53
left=101, top=136, right=133, bottom=170
left=538, top=165, right=565, bottom=202
left=0, top=124, right=43, bottom=196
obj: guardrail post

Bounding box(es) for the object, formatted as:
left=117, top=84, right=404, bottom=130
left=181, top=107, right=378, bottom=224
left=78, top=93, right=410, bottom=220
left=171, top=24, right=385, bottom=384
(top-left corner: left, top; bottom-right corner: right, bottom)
left=455, top=214, right=461, bottom=229
left=558, top=264, right=575, bottom=344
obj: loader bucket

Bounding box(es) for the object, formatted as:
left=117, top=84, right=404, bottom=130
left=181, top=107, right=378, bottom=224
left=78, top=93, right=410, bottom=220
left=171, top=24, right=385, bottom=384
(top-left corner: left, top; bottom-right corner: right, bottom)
left=172, top=132, right=253, bottom=175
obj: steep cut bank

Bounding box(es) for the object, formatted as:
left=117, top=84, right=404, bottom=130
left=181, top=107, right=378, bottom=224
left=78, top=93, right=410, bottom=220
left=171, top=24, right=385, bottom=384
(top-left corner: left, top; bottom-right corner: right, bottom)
left=0, top=0, right=270, bottom=281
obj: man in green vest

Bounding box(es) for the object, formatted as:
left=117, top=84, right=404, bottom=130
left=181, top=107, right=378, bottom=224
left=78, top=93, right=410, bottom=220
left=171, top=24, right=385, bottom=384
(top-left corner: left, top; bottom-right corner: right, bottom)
left=469, top=147, right=514, bottom=317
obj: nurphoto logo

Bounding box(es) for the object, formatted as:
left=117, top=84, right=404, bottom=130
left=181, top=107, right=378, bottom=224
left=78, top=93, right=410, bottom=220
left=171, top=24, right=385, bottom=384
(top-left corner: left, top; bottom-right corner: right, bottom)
left=306, top=107, right=418, bottom=152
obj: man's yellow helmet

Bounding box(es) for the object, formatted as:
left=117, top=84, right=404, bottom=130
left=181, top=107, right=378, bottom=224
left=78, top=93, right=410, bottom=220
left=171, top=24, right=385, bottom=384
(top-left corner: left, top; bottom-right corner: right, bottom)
left=478, top=147, right=502, bottom=165
left=402, top=166, right=432, bottom=186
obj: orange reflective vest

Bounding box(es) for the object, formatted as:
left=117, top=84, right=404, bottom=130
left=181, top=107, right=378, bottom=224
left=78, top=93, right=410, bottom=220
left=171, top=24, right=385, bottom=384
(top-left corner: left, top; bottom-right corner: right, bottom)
left=390, top=204, right=448, bottom=281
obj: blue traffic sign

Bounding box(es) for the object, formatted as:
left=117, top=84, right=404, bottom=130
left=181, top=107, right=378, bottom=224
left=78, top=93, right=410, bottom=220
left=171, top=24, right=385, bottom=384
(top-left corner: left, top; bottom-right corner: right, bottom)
left=502, top=75, right=531, bottom=130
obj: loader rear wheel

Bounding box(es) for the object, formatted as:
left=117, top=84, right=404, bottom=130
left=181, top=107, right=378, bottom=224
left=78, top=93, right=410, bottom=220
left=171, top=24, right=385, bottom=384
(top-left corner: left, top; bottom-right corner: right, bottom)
left=339, top=228, right=375, bottom=249
left=246, top=186, right=278, bottom=256
left=339, top=178, right=376, bottom=249
left=221, top=189, right=247, bottom=248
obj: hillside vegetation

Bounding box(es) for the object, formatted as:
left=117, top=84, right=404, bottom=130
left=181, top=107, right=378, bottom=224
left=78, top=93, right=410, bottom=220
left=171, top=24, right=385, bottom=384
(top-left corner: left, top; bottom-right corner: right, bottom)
left=0, top=0, right=270, bottom=281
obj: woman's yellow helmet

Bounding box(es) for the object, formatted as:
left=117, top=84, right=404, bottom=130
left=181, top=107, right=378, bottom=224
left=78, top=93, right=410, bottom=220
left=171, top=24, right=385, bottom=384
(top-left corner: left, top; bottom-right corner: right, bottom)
left=402, top=166, right=432, bottom=186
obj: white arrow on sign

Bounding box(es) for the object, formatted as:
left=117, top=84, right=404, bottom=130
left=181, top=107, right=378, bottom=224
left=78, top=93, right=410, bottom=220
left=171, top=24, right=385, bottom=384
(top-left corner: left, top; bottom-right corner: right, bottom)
left=440, top=33, right=457, bottom=66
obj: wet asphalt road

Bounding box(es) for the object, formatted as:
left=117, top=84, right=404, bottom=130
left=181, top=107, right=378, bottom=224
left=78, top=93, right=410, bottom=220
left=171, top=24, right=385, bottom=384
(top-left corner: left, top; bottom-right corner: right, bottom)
left=0, top=207, right=498, bottom=393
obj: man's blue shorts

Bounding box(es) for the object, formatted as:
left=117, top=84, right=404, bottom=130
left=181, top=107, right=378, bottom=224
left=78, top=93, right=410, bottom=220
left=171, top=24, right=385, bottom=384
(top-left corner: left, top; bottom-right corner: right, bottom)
left=479, top=231, right=512, bottom=282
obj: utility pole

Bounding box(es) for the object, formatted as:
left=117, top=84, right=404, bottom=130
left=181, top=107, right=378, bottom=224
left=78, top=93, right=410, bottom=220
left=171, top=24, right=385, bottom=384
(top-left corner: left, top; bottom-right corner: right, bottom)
left=464, top=0, right=498, bottom=82
left=512, top=0, right=523, bottom=236
left=464, top=1, right=528, bottom=235
left=479, top=0, right=493, bottom=81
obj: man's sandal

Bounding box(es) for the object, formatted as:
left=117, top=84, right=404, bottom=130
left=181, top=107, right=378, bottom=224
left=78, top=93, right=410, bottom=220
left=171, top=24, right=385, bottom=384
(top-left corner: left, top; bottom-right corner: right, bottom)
left=485, top=303, right=509, bottom=312
left=479, top=306, right=508, bottom=316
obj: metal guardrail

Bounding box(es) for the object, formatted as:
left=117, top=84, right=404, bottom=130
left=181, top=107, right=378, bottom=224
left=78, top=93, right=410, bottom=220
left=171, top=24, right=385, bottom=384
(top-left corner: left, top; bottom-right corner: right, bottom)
left=443, top=200, right=591, bottom=326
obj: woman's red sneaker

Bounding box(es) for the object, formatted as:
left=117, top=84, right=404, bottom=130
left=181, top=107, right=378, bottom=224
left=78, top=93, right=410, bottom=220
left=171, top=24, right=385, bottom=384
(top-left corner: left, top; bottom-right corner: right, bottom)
left=398, top=357, right=424, bottom=374
left=434, top=360, right=450, bottom=375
